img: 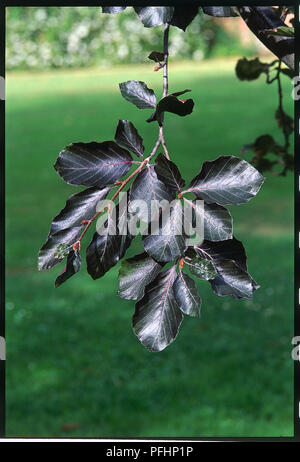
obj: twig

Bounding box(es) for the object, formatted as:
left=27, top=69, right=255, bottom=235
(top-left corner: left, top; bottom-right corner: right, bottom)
left=159, top=22, right=170, bottom=160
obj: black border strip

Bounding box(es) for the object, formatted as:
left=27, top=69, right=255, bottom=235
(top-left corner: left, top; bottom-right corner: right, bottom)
left=294, top=0, right=300, bottom=442
left=1, top=1, right=293, bottom=6
left=1, top=1, right=298, bottom=442
left=0, top=3, right=5, bottom=439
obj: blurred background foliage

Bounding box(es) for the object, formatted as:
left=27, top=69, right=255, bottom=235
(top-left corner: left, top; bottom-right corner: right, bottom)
left=6, top=6, right=267, bottom=71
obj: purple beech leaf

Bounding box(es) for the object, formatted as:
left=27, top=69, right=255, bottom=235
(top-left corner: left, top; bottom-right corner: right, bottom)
left=118, top=252, right=163, bottom=301
left=132, top=266, right=183, bottom=352
left=86, top=200, right=133, bottom=280
left=55, top=250, right=81, bottom=288
left=49, top=186, right=110, bottom=235
left=184, top=198, right=233, bottom=242
left=170, top=7, right=199, bottom=31
left=115, top=119, right=145, bottom=158
left=148, top=51, right=164, bottom=63
left=54, top=141, right=133, bottom=188
left=193, top=238, right=259, bottom=298
left=134, top=7, right=174, bottom=28
left=38, top=226, right=82, bottom=271
left=129, top=164, right=175, bottom=224
left=210, top=259, right=257, bottom=299
left=188, top=155, right=265, bottom=206
left=154, top=153, right=185, bottom=192
left=142, top=200, right=187, bottom=263
left=119, top=80, right=156, bottom=109
left=173, top=270, right=201, bottom=317
left=194, top=237, right=248, bottom=271
left=170, top=89, right=192, bottom=97
left=148, top=91, right=194, bottom=125
left=201, top=7, right=238, bottom=17
left=102, top=7, right=126, bottom=14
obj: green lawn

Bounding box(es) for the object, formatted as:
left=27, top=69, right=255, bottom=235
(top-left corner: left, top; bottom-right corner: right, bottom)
left=5, top=58, right=294, bottom=437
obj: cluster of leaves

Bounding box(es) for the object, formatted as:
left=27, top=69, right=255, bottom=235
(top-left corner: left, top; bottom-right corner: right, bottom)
left=38, top=5, right=273, bottom=352
left=235, top=57, right=294, bottom=175
left=102, top=6, right=239, bottom=30
left=39, top=67, right=265, bottom=352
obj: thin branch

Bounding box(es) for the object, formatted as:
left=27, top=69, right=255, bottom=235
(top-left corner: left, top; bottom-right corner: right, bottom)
left=159, top=126, right=169, bottom=159
left=162, top=22, right=169, bottom=98
left=159, top=22, right=170, bottom=160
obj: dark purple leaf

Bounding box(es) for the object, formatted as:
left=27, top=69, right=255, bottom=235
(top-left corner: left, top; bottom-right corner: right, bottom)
left=49, top=186, right=110, bottom=235
left=194, top=237, right=248, bottom=271
left=143, top=199, right=187, bottom=263
left=170, top=7, right=199, bottom=31
left=154, top=153, right=185, bottom=192
left=129, top=164, right=175, bottom=223
left=54, top=141, right=133, bottom=187
left=188, top=156, right=265, bottom=206
left=86, top=200, right=133, bottom=280
left=148, top=51, right=164, bottom=63
left=118, top=252, right=163, bottom=301
left=173, top=270, right=201, bottom=317
left=201, top=7, right=238, bottom=17
left=132, top=266, right=183, bottom=352
left=210, top=259, right=258, bottom=299
left=193, top=238, right=259, bottom=298
left=184, top=199, right=233, bottom=241
left=148, top=91, right=194, bottom=125
left=119, top=80, right=156, bottom=109
left=38, top=226, right=82, bottom=271
left=102, top=7, right=126, bottom=14
left=55, top=250, right=81, bottom=288
left=115, top=119, right=144, bottom=158
left=134, top=7, right=174, bottom=28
